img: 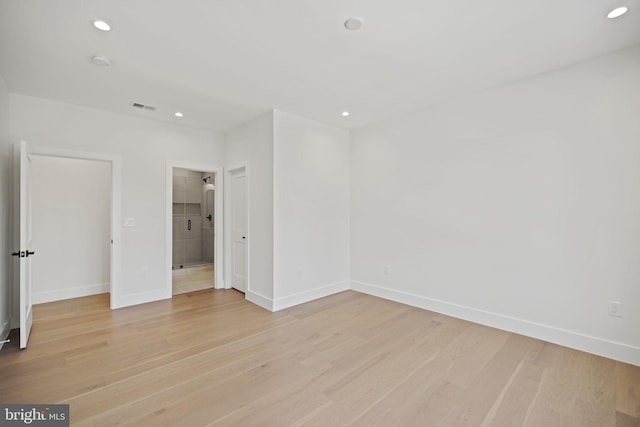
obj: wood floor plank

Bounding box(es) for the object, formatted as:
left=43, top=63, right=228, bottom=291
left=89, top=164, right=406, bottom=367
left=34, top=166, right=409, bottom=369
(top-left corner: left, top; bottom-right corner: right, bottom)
left=0, top=289, right=637, bottom=426
left=570, top=353, right=616, bottom=427
left=617, top=361, right=640, bottom=419
left=486, top=360, right=546, bottom=426
left=442, top=334, right=544, bottom=426
left=616, top=411, right=640, bottom=427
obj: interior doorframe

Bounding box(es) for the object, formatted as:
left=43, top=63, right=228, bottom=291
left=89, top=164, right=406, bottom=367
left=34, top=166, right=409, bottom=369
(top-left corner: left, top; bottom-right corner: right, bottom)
left=165, top=161, right=225, bottom=297
left=225, top=163, right=249, bottom=293
left=20, top=145, right=123, bottom=310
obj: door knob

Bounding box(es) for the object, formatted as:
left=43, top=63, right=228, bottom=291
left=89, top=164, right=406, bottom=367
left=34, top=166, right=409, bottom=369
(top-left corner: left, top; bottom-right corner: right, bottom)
left=26, top=251, right=35, bottom=257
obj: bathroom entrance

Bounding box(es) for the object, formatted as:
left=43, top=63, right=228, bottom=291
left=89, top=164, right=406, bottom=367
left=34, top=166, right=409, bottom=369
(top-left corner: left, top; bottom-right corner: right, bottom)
left=171, top=167, right=216, bottom=295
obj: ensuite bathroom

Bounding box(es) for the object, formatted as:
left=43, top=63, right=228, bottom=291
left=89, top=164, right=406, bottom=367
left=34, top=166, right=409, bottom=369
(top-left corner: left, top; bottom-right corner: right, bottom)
left=172, top=168, right=215, bottom=295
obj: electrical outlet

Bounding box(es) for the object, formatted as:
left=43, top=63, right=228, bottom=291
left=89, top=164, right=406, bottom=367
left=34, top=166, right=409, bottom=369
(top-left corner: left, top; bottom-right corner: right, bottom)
left=608, top=301, right=622, bottom=318
left=383, top=265, right=391, bottom=276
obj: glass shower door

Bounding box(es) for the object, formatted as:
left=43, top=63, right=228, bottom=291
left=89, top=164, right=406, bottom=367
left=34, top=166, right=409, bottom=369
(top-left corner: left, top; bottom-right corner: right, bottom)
left=203, top=188, right=215, bottom=263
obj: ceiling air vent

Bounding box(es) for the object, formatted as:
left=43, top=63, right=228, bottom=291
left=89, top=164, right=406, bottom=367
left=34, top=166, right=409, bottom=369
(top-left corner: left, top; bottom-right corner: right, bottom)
left=130, top=102, right=156, bottom=111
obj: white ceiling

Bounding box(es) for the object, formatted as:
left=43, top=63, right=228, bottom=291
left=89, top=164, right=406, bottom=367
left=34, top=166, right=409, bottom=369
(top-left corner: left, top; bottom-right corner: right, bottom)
left=1, top=0, right=639, bottom=132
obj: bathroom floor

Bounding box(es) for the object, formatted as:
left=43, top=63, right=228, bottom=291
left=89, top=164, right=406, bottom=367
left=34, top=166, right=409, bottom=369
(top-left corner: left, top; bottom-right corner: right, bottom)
left=172, top=264, right=215, bottom=295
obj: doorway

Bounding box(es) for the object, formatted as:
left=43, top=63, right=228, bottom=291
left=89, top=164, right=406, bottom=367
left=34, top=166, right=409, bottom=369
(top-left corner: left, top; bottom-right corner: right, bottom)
left=165, top=161, right=224, bottom=297
left=30, top=156, right=111, bottom=303
left=171, top=168, right=215, bottom=295
left=13, top=142, right=122, bottom=348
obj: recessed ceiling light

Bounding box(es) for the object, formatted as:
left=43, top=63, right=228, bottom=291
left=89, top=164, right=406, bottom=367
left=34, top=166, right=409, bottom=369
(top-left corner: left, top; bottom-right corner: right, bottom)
left=175, top=112, right=184, bottom=118
left=607, top=6, right=628, bottom=18
left=344, top=17, right=364, bottom=31
left=92, top=20, right=111, bottom=31
left=342, top=111, right=350, bottom=117
left=91, top=55, right=111, bottom=67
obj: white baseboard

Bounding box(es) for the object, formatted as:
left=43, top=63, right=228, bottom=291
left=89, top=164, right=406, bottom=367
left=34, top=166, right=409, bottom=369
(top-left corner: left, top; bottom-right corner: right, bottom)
left=273, top=280, right=350, bottom=312
left=351, top=280, right=640, bottom=367
left=0, top=320, right=10, bottom=351
left=246, top=291, right=273, bottom=311
left=111, top=288, right=169, bottom=309
left=214, top=278, right=225, bottom=290
left=32, top=283, right=110, bottom=304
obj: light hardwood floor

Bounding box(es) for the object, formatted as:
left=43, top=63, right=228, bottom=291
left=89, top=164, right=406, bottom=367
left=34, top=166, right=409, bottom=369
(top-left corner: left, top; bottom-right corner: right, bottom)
left=172, top=264, right=215, bottom=295
left=1, top=290, right=639, bottom=426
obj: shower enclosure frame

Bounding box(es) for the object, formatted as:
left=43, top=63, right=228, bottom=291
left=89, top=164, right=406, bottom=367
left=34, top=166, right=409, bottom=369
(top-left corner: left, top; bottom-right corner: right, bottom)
left=165, top=160, right=225, bottom=297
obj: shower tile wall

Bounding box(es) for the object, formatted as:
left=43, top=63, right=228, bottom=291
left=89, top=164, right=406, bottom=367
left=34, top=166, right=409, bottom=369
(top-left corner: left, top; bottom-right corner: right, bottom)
left=173, top=170, right=204, bottom=268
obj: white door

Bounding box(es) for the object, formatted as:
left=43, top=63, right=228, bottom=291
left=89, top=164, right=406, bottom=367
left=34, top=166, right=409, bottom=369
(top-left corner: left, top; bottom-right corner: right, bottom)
left=16, top=140, right=34, bottom=348
left=230, top=169, right=248, bottom=292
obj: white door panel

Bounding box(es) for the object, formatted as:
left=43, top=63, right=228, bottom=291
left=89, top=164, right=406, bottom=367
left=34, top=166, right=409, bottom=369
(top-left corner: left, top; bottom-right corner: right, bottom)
left=18, top=140, right=34, bottom=349
left=230, top=170, right=247, bottom=292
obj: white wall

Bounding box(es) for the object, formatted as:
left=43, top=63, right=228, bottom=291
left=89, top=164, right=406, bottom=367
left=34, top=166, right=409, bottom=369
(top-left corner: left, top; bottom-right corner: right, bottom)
left=225, top=112, right=274, bottom=307
left=350, top=46, right=640, bottom=365
left=224, top=110, right=350, bottom=311
left=0, top=74, right=11, bottom=343
left=30, top=156, right=111, bottom=303
left=273, top=110, right=350, bottom=310
left=10, top=94, right=225, bottom=308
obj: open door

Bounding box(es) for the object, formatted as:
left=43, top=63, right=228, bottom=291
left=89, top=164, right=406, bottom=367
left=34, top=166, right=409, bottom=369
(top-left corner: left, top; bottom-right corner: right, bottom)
left=13, top=140, right=34, bottom=349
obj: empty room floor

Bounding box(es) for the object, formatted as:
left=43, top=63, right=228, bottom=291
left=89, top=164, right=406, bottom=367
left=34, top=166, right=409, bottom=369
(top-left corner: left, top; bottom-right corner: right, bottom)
left=172, top=264, right=215, bottom=295
left=0, top=290, right=639, bottom=426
